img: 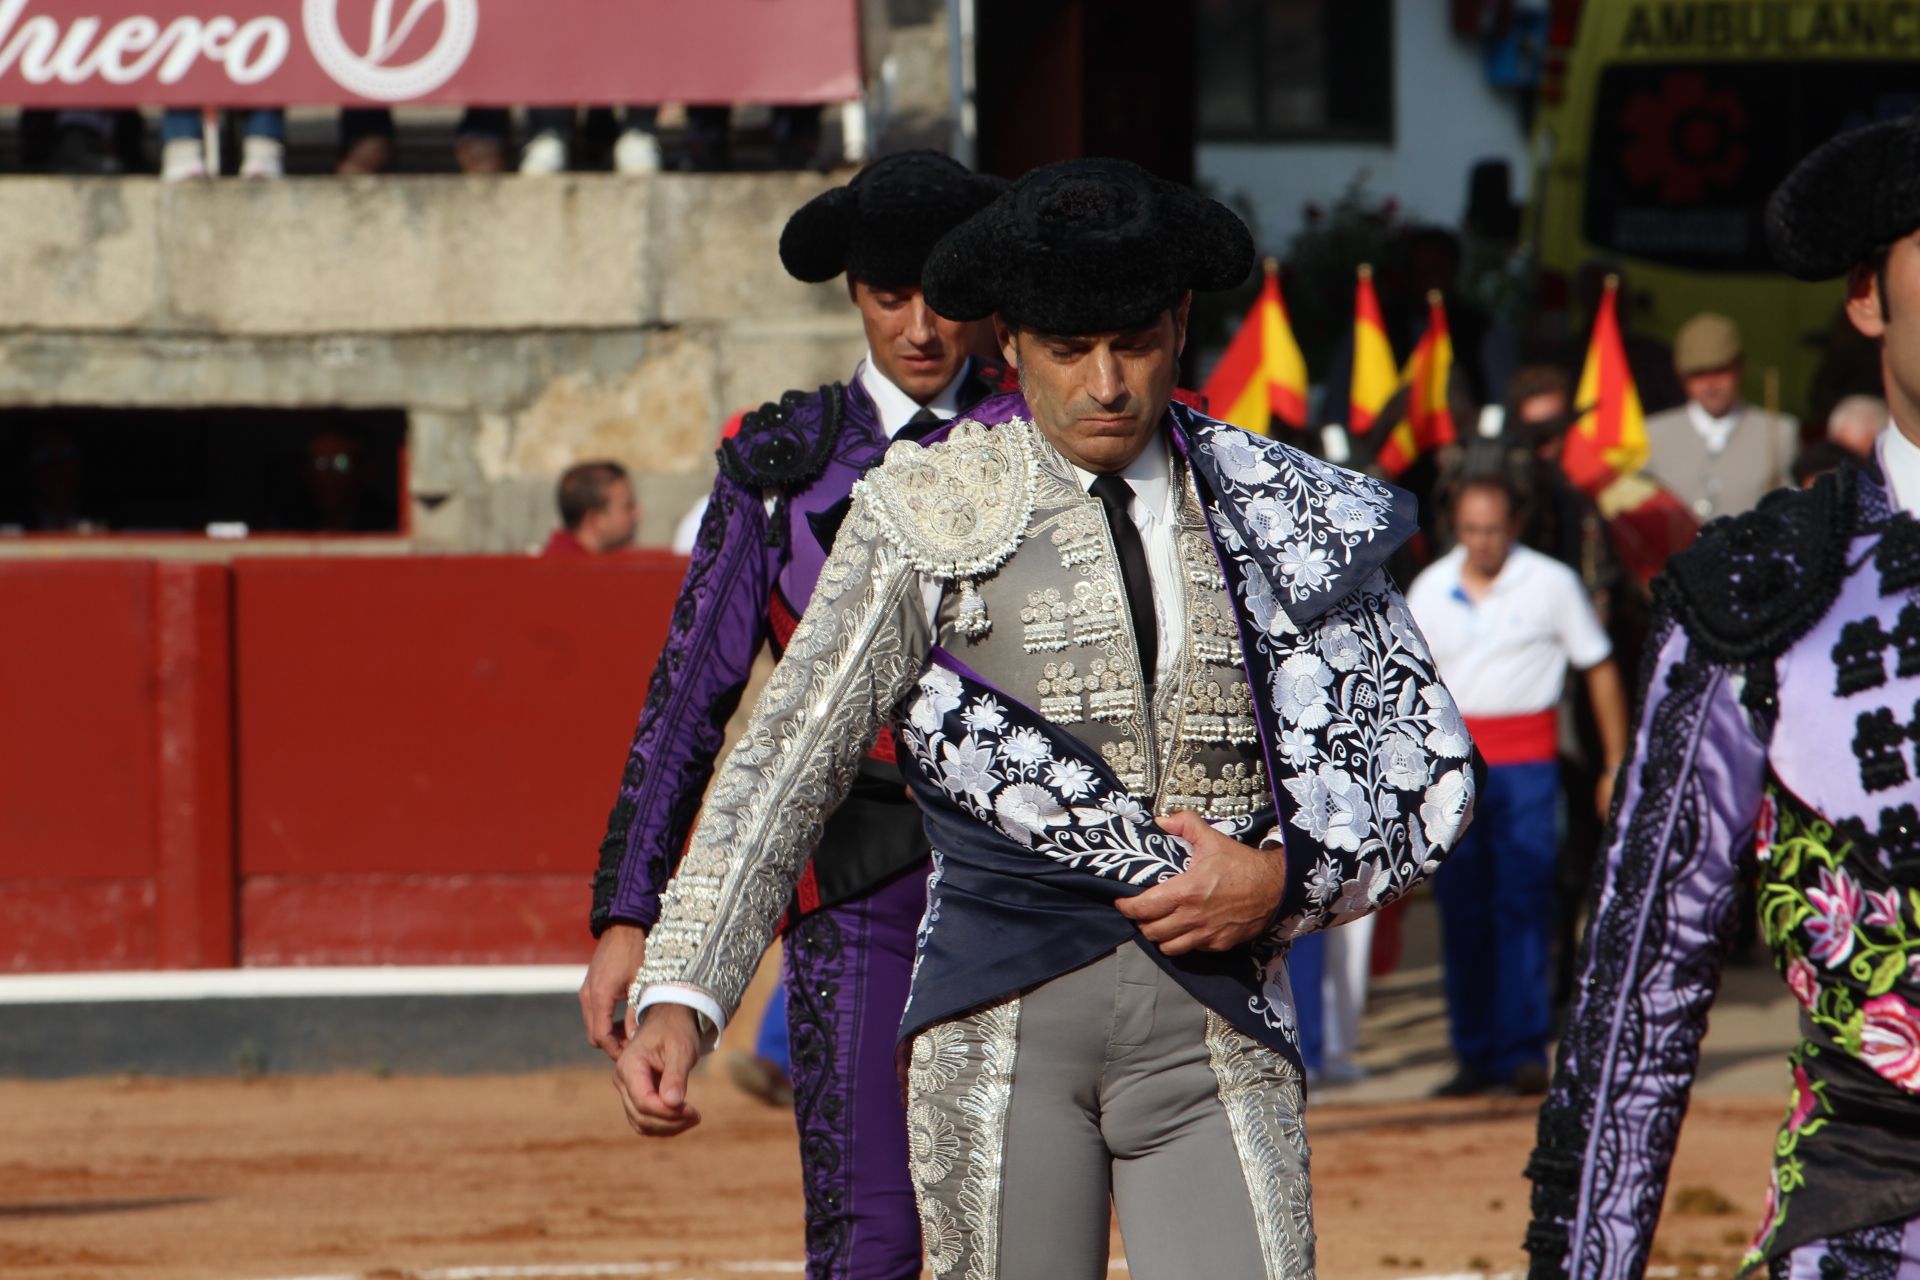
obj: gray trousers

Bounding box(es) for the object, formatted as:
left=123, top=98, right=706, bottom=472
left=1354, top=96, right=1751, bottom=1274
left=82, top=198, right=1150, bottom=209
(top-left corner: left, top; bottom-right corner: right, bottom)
left=904, top=944, right=1315, bottom=1279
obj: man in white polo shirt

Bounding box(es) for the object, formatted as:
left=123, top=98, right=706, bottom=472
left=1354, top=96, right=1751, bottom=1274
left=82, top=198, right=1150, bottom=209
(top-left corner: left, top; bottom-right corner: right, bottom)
left=1409, top=474, right=1628, bottom=1097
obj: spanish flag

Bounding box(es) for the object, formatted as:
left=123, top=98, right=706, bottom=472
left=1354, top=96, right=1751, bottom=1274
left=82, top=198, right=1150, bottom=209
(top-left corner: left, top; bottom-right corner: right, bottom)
left=1349, top=264, right=1398, bottom=437
left=1377, top=290, right=1457, bottom=477
left=1562, top=275, right=1649, bottom=494
left=1202, top=258, right=1308, bottom=435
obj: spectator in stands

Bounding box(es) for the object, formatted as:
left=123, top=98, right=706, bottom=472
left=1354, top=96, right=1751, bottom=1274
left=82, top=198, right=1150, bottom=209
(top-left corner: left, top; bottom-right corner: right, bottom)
left=26, top=109, right=140, bottom=175
left=520, top=107, right=664, bottom=175
left=678, top=104, right=823, bottom=172
left=1644, top=312, right=1799, bottom=521
left=336, top=108, right=513, bottom=175
left=1827, top=392, right=1888, bottom=458
left=159, top=109, right=286, bottom=181
left=543, top=460, right=638, bottom=556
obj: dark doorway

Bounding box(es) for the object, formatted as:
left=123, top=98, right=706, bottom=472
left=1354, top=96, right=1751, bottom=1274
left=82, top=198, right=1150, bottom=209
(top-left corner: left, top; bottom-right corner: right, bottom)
left=974, top=0, right=1196, bottom=183
left=0, top=408, right=407, bottom=537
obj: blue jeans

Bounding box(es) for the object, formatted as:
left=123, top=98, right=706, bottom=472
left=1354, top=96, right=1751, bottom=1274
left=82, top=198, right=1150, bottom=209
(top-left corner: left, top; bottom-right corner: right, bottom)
left=1289, top=929, right=1325, bottom=1074
left=756, top=971, right=791, bottom=1076
left=1433, top=759, right=1560, bottom=1079
left=162, top=108, right=285, bottom=142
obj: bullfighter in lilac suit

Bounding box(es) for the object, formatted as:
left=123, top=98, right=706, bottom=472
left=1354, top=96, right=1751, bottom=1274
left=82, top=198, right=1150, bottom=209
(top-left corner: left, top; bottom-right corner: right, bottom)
left=1527, top=115, right=1920, bottom=1278
left=577, top=150, right=1005, bottom=1280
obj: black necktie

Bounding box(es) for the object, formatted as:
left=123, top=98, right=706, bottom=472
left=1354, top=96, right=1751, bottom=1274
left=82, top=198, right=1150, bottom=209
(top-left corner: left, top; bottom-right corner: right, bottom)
left=897, top=406, right=945, bottom=443
left=1089, top=474, right=1158, bottom=684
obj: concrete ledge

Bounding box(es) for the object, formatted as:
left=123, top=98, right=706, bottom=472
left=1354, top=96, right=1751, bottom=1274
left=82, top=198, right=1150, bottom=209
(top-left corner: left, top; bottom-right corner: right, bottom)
left=0, top=173, right=856, bottom=336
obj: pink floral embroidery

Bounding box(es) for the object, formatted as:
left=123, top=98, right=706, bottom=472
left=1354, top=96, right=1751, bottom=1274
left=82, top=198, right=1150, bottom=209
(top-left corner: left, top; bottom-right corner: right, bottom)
left=1858, top=994, right=1920, bottom=1093
left=1865, top=885, right=1905, bottom=931
left=1748, top=1167, right=1781, bottom=1256
left=1784, top=953, right=1819, bottom=1010
left=1803, top=867, right=1864, bottom=968
left=1787, top=1062, right=1819, bottom=1131
left=1754, top=792, right=1778, bottom=862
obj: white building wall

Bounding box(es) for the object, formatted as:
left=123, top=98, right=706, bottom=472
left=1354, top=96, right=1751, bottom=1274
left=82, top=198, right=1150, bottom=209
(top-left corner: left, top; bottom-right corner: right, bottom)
left=1196, top=0, right=1530, bottom=250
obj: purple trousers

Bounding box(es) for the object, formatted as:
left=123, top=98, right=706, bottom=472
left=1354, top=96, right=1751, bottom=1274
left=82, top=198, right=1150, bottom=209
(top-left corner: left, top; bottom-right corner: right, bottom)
left=781, top=860, right=930, bottom=1280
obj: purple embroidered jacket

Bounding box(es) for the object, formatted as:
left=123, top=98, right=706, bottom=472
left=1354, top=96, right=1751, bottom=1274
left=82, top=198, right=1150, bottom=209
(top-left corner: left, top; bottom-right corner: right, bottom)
left=1527, top=456, right=1920, bottom=1276
left=587, top=366, right=1013, bottom=935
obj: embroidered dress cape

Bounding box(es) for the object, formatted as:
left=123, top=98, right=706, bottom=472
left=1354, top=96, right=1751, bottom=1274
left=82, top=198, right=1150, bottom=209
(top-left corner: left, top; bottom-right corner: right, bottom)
left=633, top=400, right=1481, bottom=1070
left=1526, top=455, right=1920, bottom=1277
left=587, top=367, right=1004, bottom=936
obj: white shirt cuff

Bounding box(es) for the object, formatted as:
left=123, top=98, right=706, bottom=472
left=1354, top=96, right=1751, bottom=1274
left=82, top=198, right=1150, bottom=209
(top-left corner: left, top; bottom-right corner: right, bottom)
left=634, top=983, right=727, bottom=1054
left=1258, top=826, right=1286, bottom=851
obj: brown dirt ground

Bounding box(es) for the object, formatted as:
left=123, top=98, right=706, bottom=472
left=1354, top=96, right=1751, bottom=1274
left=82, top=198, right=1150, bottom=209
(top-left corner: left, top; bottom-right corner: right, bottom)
left=0, top=1064, right=1784, bottom=1280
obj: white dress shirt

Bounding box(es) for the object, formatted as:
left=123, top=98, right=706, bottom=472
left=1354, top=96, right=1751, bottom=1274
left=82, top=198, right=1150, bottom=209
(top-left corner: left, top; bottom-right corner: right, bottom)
left=858, top=352, right=971, bottom=436
left=1686, top=400, right=1742, bottom=455
left=1880, top=422, right=1920, bottom=518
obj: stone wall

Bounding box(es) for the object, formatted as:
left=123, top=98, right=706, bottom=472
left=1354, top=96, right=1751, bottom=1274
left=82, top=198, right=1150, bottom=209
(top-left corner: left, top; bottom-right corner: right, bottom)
left=0, top=173, right=871, bottom=553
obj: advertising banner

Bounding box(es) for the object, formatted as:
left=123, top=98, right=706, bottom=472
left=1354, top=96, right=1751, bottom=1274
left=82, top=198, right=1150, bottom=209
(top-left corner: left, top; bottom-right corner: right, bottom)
left=0, top=0, right=862, bottom=107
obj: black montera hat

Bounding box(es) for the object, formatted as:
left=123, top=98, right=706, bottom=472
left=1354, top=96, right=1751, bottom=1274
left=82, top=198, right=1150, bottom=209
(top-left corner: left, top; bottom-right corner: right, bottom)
left=779, top=150, right=1007, bottom=289
left=1766, top=114, right=1920, bottom=281
left=922, top=157, right=1255, bottom=334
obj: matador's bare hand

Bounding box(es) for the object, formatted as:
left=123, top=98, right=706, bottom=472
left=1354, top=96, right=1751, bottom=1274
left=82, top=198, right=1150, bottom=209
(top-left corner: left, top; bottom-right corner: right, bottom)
left=615, top=1004, right=704, bottom=1138
left=580, top=924, right=647, bottom=1060
left=1114, top=810, right=1287, bottom=955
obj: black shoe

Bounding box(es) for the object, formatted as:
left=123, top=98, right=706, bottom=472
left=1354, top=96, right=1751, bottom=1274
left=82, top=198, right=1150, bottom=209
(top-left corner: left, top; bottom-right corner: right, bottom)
left=1433, top=1065, right=1496, bottom=1098
left=1510, top=1062, right=1550, bottom=1096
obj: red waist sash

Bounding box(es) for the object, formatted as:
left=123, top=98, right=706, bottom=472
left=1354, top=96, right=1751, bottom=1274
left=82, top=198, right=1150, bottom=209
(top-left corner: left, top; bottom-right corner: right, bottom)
left=1463, top=709, right=1558, bottom=767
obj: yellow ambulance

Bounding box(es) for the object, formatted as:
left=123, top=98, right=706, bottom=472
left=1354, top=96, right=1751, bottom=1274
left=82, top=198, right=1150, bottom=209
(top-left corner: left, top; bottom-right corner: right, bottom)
left=1530, top=0, right=1920, bottom=419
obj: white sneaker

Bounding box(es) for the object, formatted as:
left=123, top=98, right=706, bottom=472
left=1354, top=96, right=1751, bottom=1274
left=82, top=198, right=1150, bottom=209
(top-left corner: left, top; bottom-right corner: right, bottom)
left=161, top=136, right=207, bottom=182
left=613, top=128, right=661, bottom=174
left=519, top=131, right=568, bottom=175
left=239, top=135, right=284, bottom=179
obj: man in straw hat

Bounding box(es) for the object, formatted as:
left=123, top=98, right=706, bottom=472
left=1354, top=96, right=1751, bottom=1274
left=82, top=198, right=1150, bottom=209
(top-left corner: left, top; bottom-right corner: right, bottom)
left=615, top=157, right=1479, bottom=1278
left=580, top=149, right=1006, bottom=1280
left=1528, top=114, right=1920, bottom=1277
left=1644, top=310, right=1799, bottom=522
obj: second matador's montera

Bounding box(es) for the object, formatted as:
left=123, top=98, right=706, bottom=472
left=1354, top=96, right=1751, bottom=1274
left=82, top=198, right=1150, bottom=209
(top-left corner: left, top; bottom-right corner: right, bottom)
left=619, top=158, right=1482, bottom=1279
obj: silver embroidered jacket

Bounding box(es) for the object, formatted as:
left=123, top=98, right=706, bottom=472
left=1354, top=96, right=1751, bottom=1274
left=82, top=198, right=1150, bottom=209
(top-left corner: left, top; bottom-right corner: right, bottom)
left=633, top=408, right=1479, bottom=1054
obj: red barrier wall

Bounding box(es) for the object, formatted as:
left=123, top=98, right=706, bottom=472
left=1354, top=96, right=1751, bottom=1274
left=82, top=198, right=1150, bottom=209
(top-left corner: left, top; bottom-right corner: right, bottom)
left=1, top=553, right=689, bottom=971
left=232, top=555, right=681, bottom=965
left=0, top=562, right=233, bottom=971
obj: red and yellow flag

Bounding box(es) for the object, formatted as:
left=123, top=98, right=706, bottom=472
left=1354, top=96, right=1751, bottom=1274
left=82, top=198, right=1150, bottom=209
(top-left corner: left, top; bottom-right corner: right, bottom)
left=1349, top=264, right=1398, bottom=437
left=1377, top=290, right=1457, bottom=477
left=1562, top=275, right=1649, bottom=495
left=1203, top=258, right=1308, bottom=435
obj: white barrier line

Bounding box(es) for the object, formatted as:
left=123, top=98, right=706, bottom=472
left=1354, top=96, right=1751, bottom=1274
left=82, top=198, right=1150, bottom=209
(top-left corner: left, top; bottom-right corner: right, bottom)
left=0, top=965, right=589, bottom=1004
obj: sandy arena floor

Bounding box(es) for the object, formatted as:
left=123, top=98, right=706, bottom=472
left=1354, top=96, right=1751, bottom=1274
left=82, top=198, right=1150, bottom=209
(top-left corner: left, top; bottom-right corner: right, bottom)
left=0, top=1061, right=1785, bottom=1280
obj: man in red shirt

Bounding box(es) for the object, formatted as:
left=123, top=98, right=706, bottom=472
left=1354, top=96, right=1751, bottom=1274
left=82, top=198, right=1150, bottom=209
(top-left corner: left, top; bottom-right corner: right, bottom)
left=542, top=460, right=639, bottom=556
